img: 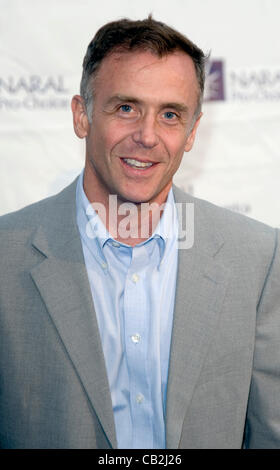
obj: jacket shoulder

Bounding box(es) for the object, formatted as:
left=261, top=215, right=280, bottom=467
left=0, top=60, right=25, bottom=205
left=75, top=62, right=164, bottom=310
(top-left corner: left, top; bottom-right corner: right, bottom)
left=173, top=184, right=277, bottom=255
left=0, top=178, right=78, bottom=232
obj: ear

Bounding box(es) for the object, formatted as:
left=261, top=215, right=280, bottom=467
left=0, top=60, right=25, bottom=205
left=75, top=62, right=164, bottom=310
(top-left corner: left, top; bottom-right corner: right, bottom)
left=184, top=112, right=203, bottom=152
left=71, top=95, right=90, bottom=138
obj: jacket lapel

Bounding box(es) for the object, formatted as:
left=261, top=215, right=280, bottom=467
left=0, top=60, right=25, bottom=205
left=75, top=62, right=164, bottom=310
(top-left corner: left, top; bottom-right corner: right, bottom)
left=30, top=180, right=117, bottom=449
left=166, top=188, right=230, bottom=449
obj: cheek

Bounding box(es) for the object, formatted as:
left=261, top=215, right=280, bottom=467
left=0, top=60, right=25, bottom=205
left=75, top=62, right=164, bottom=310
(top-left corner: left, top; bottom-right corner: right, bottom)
left=88, top=124, right=113, bottom=157
left=100, top=121, right=131, bottom=152
left=165, top=134, right=188, bottom=162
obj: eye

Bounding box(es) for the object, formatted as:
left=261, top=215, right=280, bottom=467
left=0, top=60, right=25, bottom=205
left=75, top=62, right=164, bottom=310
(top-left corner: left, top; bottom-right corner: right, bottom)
left=163, top=111, right=177, bottom=120
left=120, top=104, right=132, bottom=113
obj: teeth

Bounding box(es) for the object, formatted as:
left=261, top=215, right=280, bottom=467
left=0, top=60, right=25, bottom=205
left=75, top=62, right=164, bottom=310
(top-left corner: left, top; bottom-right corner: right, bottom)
left=123, top=158, right=153, bottom=169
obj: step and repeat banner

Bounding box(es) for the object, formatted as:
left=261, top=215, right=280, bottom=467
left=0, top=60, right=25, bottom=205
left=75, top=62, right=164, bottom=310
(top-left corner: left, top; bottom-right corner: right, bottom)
left=1, top=0, right=280, bottom=227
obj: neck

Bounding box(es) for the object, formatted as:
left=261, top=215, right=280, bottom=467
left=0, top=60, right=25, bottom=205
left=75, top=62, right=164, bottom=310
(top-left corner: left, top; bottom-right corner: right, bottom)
left=83, top=167, right=170, bottom=246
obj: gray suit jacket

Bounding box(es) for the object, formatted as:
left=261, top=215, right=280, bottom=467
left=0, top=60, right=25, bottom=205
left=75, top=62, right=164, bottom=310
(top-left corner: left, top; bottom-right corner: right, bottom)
left=0, top=178, right=280, bottom=449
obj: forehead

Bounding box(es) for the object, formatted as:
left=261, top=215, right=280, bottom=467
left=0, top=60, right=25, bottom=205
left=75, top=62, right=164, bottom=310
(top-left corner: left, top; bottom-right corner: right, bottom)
left=94, top=50, right=199, bottom=107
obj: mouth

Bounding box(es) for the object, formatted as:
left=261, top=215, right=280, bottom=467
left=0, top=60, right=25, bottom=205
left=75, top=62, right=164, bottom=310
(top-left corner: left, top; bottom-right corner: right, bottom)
left=120, top=157, right=157, bottom=171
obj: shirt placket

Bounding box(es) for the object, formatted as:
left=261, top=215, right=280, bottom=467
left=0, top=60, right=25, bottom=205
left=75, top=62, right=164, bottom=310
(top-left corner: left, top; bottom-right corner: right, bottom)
left=123, top=244, right=154, bottom=448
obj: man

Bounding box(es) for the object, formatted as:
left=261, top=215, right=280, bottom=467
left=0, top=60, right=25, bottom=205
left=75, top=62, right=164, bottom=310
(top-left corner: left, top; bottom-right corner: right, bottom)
left=0, top=16, right=280, bottom=449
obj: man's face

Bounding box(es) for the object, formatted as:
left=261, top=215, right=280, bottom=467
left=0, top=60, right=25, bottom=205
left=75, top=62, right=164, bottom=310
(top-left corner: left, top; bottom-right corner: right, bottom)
left=82, top=50, right=201, bottom=205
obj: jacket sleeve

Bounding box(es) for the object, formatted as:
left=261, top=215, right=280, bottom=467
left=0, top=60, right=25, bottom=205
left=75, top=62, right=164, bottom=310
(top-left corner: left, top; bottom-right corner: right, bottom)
left=244, top=228, right=280, bottom=448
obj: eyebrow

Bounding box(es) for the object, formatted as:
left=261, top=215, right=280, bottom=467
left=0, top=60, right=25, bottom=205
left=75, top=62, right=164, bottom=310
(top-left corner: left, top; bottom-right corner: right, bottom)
left=162, top=102, right=189, bottom=114
left=104, top=94, right=189, bottom=114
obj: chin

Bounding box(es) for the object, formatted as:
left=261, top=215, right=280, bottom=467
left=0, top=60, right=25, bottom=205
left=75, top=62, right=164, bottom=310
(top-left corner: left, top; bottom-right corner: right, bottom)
left=118, top=193, right=152, bottom=205
left=112, top=186, right=147, bottom=203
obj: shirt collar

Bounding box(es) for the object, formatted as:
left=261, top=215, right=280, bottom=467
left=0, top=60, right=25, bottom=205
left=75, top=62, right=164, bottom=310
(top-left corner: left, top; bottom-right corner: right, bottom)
left=76, top=170, right=178, bottom=267
left=76, top=170, right=109, bottom=269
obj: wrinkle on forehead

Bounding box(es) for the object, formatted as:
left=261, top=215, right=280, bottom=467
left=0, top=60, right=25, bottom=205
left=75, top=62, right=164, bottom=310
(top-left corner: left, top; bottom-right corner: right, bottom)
left=94, top=49, right=200, bottom=117
left=98, top=49, right=197, bottom=81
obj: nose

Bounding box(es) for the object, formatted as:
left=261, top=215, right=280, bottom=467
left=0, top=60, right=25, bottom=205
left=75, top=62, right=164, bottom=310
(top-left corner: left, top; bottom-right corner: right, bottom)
left=132, top=114, right=159, bottom=149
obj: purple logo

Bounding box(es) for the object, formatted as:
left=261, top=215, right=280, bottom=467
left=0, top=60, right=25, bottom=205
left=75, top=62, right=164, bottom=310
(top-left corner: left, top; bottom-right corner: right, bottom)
left=204, top=60, right=225, bottom=101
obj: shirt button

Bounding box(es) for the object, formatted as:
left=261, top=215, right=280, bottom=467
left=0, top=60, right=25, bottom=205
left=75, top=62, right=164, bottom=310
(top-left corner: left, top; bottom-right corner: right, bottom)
left=101, top=262, right=107, bottom=269
left=136, top=393, right=144, bottom=404
left=132, top=273, right=139, bottom=283
left=112, top=241, right=120, bottom=247
left=131, top=333, right=141, bottom=344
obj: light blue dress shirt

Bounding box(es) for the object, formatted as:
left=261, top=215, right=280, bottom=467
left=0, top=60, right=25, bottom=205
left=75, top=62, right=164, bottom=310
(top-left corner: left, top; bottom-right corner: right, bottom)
left=76, top=171, right=178, bottom=449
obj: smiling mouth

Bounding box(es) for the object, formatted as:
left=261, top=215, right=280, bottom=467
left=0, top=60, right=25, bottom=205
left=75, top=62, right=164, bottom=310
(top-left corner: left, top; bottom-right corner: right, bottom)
left=122, top=158, right=154, bottom=169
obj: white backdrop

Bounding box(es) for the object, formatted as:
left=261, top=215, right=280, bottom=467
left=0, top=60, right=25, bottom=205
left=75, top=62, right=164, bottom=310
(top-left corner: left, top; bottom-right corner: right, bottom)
left=1, top=0, right=280, bottom=227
